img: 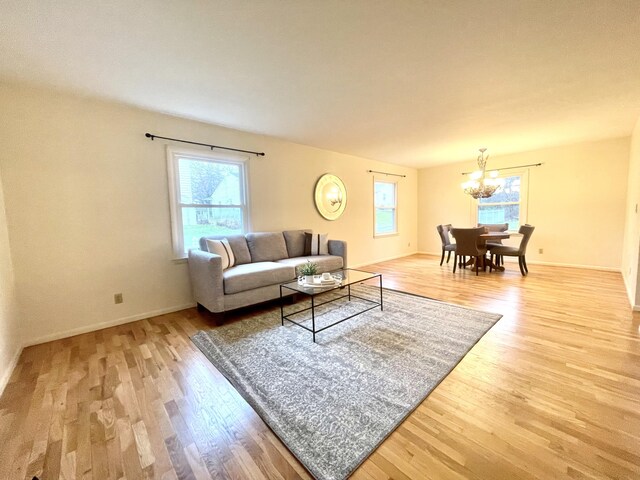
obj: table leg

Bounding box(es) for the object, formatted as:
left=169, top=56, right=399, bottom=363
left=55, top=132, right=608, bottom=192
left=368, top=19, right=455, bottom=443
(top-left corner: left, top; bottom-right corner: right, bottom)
left=311, top=295, right=316, bottom=343
left=280, top=285, right=284, bottom=326
left=379, top=275, right=383, bottom=311
left=485, top=254, right=505, bottom=272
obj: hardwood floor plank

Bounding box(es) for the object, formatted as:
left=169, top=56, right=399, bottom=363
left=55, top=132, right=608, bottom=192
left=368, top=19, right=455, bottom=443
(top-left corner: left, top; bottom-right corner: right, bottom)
left=0, top=255, right=638, bottom=479
left=165, top=434, right=197, bottom=480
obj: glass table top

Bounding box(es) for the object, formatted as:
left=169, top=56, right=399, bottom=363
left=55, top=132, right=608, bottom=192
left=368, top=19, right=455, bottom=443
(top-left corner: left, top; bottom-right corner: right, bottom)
left=280, top=268, right=380, bottom=295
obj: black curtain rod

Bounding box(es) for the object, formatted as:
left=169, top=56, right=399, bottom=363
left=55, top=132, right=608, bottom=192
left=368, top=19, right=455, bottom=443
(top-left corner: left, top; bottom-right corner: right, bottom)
left=145, top=133, right=265, bottom=156
left=461, top=162, right=542, bottom=175
left=367, top=169, right=406, bottom=178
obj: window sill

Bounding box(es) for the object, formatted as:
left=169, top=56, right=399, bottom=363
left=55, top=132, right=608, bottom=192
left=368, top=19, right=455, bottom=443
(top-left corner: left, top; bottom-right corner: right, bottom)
left=374, top=232, right=399, bottom=238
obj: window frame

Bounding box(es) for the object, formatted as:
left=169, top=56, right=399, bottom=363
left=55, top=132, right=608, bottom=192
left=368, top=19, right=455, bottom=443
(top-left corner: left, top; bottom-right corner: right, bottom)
left=373, top=178, right=399, bottom=237
left=473, top=169, right=528, bottom=232
left=166, top=146, right=250, bottom=259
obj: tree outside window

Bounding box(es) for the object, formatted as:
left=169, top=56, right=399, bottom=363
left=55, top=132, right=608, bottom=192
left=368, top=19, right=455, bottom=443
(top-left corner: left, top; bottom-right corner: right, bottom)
left=477, top=175, right=523, bottom=230
left=168, top=149, right=248, bottom=258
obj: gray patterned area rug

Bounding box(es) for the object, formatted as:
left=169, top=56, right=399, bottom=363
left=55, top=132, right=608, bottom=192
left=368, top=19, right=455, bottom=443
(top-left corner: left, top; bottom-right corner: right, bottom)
left=191, top=285, right=502, bottom=480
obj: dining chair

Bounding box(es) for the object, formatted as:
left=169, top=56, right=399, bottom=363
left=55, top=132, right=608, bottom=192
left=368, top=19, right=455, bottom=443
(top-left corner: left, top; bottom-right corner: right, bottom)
left=450, top=227, right=487, bottom=275
left=478, top=222, right=509, bottom=265
left=488, top=224, right=535, bottom=276
left=436, top=224, right=456, bottom=266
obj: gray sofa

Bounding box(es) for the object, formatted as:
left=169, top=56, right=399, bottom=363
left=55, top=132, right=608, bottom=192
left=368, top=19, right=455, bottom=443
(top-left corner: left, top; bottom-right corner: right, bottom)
left=188, top=230, right=347, bottom=320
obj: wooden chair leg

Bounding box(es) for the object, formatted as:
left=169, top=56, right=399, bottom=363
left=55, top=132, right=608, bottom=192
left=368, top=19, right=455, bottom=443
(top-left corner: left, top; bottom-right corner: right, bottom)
left=475, top=256, right=479, bottom=275
left=446, top=250, right=452, bottom=263
left=440, top=248, right=445, bottom=265
left=489, top=254, right=493, bottom=273
left=522, top=255, right=528, bottom=273
left=518, top=256, right=526, bottom=276
left=453, top=253, right=457, bottom=273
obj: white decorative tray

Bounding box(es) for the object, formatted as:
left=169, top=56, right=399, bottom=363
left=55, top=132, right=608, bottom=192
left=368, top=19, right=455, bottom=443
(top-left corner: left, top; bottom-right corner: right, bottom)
left=298, top=276, right=342, bottom=287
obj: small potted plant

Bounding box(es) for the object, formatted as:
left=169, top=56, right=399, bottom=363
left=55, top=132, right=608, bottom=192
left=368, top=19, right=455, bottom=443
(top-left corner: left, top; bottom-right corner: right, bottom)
left=297, top=260, right=319, bottom=284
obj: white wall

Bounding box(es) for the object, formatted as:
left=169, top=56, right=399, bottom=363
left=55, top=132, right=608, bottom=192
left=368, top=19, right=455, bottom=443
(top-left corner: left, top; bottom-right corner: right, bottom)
left=418, top=138, right=630, bottom=270
left=622, top=116, right=640, bottom=308
left=0, top=82, right=418, bottom=344
left=0, top=165, right=21, bottom=393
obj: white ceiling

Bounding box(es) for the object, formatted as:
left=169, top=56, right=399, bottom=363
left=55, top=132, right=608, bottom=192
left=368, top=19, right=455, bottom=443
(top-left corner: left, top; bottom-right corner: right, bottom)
left=2, top=0, right=640, bottom=168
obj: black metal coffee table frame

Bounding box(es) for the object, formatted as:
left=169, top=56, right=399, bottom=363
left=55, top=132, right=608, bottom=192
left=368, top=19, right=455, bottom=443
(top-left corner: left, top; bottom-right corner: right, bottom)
left=279, top=269, right=383, bottom=342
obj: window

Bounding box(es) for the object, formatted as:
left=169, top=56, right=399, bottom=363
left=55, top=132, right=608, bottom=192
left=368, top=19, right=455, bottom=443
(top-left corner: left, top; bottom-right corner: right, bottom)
left=374, top=180, right=397, bottom=236
left=476, top=173, right=527, bottom=230
left=167, top=148, right=249, bottom=258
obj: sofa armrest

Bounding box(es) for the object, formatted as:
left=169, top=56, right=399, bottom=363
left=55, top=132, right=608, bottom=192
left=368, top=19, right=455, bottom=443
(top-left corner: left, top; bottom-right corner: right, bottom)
left=328, top=240, right=347, bottom=268
left=188, top=249, right=225, bottom=313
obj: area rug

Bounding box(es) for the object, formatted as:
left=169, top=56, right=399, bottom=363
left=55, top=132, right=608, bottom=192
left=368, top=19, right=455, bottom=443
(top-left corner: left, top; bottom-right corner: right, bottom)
left=191, top=285, right=502, bottom=480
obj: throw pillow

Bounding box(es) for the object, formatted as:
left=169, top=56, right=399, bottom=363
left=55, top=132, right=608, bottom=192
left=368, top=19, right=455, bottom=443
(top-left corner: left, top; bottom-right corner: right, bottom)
left=304, top=232, right=329, bottom=256
left=205, top=238, right=236, bottom=269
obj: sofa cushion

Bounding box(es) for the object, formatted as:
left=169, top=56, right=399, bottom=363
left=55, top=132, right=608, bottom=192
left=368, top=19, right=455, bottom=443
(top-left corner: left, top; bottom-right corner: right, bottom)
left=200, top=234, right=251, bottom=265
left=276, top=255, right=343, bottom=274
left=223, top=262, right=296, bottom=295
left=283, top=229, right=311, bottom=258
left=246, top=232, right=289, bottom=262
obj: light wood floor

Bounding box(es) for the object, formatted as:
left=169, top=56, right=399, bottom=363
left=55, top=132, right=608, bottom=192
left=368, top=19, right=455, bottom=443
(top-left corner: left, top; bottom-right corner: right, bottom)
left=1, top=255, right=639, bottom=480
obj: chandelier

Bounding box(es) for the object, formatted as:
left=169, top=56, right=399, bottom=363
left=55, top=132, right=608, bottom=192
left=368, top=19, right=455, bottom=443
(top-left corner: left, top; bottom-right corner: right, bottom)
left=461, top=148, right=501, bottom=199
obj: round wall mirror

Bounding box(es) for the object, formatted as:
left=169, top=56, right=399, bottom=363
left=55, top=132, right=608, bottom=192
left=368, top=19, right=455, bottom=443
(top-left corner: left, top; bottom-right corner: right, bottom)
left=314, top=174, right=347, bottom=220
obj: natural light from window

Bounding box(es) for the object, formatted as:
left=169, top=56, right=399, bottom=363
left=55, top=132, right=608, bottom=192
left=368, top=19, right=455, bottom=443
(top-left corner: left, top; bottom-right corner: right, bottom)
left=374, top=180, right=397, bottom=236
left=477, top=174, right=523, bottom=230
left=168, top=149, right=248, bottom=257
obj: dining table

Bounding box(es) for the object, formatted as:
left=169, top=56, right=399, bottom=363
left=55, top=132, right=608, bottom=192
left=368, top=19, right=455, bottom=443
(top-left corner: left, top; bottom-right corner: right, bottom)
left=468, top=231, right=511, bottom=272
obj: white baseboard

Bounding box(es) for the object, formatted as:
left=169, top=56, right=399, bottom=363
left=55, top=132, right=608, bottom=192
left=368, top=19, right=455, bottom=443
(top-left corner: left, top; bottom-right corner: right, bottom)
left=417, top=251, right=621, bottom=272
left=2, top=302, right=196, bottom=395
left=0, top=344, right=24, bottom=397
left=524, top=260, right=620, bottom=272
left=23, top=302, right=196, bottom=348
left=350, top=251, right=418, bottom=269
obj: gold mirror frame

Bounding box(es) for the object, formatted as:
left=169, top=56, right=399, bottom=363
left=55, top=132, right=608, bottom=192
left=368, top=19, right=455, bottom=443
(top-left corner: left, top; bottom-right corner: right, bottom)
left=314, top=174, right=347, bottom=220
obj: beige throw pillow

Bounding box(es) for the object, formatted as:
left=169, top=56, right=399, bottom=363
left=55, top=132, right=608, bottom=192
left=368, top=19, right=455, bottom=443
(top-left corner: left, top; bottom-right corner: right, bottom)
left=205, top=238, right=236, bottom=269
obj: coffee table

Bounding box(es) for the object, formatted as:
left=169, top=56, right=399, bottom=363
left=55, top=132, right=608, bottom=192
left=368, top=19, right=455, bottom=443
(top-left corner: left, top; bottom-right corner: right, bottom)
left=279, top=269, right=383, bottom=342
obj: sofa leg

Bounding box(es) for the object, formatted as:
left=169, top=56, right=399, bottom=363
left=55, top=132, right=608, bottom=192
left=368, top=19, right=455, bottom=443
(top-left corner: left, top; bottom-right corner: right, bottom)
left=196, top=303, right=225, bottom=326
left=211, top=311, right=225, bottom=326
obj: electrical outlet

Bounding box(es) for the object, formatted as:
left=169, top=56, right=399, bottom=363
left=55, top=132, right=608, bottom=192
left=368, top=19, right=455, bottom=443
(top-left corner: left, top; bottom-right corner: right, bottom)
left=114, top=293, right=123, bottom=304
left=538, top=248, right=544, bottom=254
left=408, top=242, right=411, bottom=247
